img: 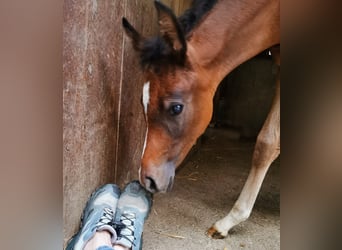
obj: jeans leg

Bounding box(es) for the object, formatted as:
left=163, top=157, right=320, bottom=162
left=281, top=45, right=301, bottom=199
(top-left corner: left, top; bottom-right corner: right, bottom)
left=96, top=246, right=114, bottom=250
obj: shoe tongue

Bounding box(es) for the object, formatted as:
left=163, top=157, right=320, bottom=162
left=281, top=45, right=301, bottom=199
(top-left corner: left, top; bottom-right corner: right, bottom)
left=97, top=225, right=118, bottom=244
left=115, top=212, right=136, bottom=248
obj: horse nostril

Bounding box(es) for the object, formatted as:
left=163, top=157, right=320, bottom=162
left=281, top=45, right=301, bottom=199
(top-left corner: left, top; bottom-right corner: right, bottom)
left=145, top=176, right=158, bottom=193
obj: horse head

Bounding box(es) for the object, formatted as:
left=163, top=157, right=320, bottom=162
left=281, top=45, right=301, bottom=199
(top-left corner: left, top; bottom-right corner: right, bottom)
left=123, top=1, right=215, bottom=193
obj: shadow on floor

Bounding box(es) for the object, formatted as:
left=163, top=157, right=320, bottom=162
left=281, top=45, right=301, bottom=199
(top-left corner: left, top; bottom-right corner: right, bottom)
left=143, top=127, right=280, bottom=250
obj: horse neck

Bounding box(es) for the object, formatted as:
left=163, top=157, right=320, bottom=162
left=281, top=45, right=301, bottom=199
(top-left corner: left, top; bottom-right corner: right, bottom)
left=187, top=0, right=279, bottom=91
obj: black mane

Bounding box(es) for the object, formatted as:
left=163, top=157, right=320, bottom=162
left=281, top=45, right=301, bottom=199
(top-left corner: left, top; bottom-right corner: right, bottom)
left=140, top=0, right=218, bottom=70
left=178, top=0, right=218, bottom=35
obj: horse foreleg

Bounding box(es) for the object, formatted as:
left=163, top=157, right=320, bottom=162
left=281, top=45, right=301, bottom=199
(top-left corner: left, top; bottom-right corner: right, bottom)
left=207, top=72, right=280, bottom=239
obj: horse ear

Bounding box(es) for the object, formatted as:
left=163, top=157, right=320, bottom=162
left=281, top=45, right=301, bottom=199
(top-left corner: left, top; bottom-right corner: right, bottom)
left=122, top=18, right=143, bottom=51
left=154, top=1, right=186, bottom=55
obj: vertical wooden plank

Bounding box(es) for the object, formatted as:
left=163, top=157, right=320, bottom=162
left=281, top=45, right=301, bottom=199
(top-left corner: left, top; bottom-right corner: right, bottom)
left=63, top=0, right=124, bottom=246
left=179, top=0, right=193, bottom=15
left=174, top=0, right=181, bottom=15
left=164, top=0, right=193, bottom=16
left=116, top=0, right=158, bottom=186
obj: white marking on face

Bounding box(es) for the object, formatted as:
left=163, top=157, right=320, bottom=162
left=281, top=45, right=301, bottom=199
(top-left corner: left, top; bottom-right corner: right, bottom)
left=142, top=81, right=150, bottom=157
left=141, top=127, right=148, bottom=158
left=142, top=81, right=150, bottom=115
left=140, top=82, right=150, bottom=182
left=138, top=166, right=142, bottom=184
left=139, top=127, right=148, bottom=184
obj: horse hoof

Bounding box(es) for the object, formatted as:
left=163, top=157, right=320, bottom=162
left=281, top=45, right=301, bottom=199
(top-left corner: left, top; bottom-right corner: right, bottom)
left=206, top=226, right=226, bottom=239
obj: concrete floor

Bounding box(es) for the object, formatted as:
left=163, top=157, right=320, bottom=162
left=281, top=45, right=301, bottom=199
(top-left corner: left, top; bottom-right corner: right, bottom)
left=143, top=127, right=280, bottom=250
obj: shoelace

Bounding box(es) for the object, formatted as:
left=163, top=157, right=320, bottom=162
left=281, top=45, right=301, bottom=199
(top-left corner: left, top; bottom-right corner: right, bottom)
left=95, top=207, right=115, bottom=228
left=114, top=212, right=136, bottom=247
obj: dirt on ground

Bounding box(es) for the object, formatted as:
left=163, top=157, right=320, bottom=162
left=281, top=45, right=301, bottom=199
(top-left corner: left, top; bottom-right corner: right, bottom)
left=143, top=127, right=280, bottom=250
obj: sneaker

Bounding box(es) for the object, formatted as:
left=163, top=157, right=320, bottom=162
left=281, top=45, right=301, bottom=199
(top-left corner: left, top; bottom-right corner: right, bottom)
left=114, top=180, right=153, bottom=250
left=66, top=184, right=121, bottom=250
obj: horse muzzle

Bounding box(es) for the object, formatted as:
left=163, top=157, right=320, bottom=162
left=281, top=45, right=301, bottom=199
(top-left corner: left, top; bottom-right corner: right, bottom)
left=139, top=161, right=175, bottom=193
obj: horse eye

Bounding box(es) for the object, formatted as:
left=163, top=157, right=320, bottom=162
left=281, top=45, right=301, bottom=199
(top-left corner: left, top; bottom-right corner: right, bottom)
left=169, top=104, right=183, bottom=116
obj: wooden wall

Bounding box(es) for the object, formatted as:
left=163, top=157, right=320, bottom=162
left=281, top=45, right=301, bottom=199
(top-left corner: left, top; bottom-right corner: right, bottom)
left=63, top=0, right=191, bottom=246
left=211, top=55, right=277, bottom=138
left=165, top=0, right=192, bottom=14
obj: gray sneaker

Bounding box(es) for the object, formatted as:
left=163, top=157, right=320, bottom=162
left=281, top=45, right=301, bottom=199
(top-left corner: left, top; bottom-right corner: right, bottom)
left=114, top=180, right=153, bottom=250
left=66, top=184, right=121, bottom=250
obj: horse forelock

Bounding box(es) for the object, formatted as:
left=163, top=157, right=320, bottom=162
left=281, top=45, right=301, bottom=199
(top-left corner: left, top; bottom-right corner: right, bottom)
left=139, top=0, right=218, bottom=72
left=140, top=36, right=187, bottom=72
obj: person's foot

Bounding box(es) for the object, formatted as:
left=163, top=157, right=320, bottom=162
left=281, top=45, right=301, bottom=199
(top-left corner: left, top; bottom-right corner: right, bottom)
left=114, top=181, right=153, bottom=250
left=66, top=184, right=121, bottom=250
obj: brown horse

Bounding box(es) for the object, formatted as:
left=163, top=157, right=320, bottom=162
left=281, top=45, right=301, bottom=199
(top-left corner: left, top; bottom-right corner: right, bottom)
left=123, top=0, right=279, bottom=238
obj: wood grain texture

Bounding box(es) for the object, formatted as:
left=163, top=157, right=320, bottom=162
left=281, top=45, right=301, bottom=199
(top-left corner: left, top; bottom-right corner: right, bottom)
left=63, top=0, right=125, bottom=245
left=63, top=0, right=191, bottom=246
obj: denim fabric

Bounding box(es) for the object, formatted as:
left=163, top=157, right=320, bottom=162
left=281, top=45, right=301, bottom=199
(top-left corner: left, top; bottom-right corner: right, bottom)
left=96, top=246, right=113, bottom=250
